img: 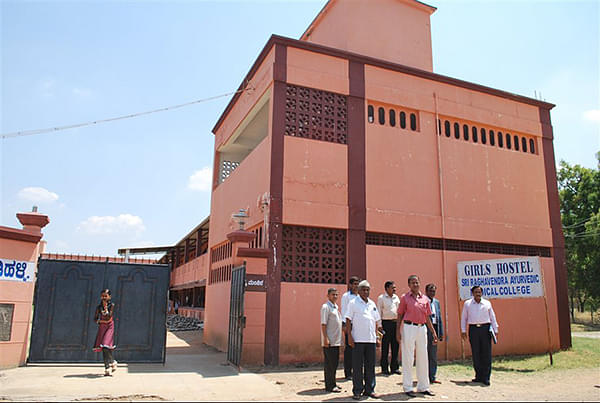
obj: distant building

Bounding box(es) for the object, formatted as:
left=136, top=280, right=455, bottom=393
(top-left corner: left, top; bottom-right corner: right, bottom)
left=170, top=0, right=569, bottom=365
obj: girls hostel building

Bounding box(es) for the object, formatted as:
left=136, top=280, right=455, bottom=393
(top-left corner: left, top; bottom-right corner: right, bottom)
left=167, top=0, right=570, bottom=365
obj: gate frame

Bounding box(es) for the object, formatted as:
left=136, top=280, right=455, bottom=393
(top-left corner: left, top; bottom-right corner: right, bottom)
left=28, top=258, right=170, bottom=363
left=227, top=262, right=246, bottom=367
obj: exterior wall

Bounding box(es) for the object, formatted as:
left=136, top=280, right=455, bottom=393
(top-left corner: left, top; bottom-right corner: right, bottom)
left=283, top=136, right=348, bottom=229
left=207, top=32, right=566, bottom=364
left=203, top=281, right=231, bottom=352
left=214, top=48, right=275, bottom=150
left=364, top=65, right=552, bottom=247
left=209, top=134, right=271, bottom=248
left=279, top=282, right=337, bottom=364
left=302, top=0, right=434, bottom=71
left=0, top=229, right=45, bottom=369
left=366, top=246, right=560, bottom=361
left=287, top=47, right=348, bottom=95
left=170, top=253, right=208, bottom=287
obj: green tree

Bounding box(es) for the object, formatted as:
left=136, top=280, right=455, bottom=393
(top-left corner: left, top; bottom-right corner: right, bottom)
left=558, top=152, right=600, bottom=321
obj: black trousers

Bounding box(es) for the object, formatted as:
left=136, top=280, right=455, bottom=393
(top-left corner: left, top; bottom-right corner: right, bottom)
left=469, top=325, right=492, bottom=382
left=427, top=327, right=438, bottom=382
left=380, top=320, right=399, bottom=373
left=344, top=332, right=353, bottom=378
left=352, top=342, right=376, bottom=396
left=102, top=348, right=114, bottom=369
left=323, top=347, right=340, bottom=391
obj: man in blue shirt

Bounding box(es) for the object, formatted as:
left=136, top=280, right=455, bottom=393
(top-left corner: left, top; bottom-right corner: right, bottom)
left=425, top=283, right=444, bottom=384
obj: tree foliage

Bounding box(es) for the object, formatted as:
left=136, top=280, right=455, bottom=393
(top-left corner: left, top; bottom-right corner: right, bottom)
left=557, top=152, right=600, bottom=320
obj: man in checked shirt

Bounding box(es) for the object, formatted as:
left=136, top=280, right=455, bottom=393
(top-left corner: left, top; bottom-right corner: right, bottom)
left=461, top=285, right=499, bottom=386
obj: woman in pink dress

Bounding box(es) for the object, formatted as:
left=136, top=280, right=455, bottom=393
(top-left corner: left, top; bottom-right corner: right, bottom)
left=93, top=289, right=117, bottom=376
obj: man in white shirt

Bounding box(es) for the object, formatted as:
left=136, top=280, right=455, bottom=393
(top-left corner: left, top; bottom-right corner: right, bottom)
left=341, top=276, right=360, bottom=379
left=461, top=285, right=499, bottom=386
left=346, top=280, right=383, bottom=400
left=321, top=288, right=342, bottom=393
left=376, top=281, right=400, bottom=375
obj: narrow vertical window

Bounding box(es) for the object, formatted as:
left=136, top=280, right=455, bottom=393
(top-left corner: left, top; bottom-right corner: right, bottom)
left=472, top=126, right=478, bottom=143
left=403, top=113, right=408, bottom=130
left=514, top=135, right=520, bottom=151
left=410, top=113, right=417, bottom=131
left=463, top=124, right=469, bottom=140
left=489, top=130, right=495, bottom=146
left=444, top=120, right=451, bottom=137
left=506, top=133, right=512, bottom=149
left=454, top=122, right=460, bottom=139
left=389, top=109, right=396, bottom=127
left=529, top=138, right=535, bottom=154
left=521, top=137, right=527, bottom=152
left=378, top=107, right=385, bottom=125
left=481, top=128, right=487, bottom=144
left=367, top=105, right=374, bottom=123
left=498, top=132, right=503, bottom=148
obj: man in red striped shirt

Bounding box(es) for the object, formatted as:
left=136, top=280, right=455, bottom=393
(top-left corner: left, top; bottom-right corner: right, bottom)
left=396, top=275, right=438, bottom=397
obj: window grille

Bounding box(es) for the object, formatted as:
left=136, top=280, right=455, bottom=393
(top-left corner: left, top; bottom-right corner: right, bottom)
left=284, top=84, right=347, bottom=144
left=281, top=225, right=346, bottom=284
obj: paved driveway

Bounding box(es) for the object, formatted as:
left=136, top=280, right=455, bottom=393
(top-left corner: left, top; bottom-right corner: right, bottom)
left=0, top=331, right=280, bottom=402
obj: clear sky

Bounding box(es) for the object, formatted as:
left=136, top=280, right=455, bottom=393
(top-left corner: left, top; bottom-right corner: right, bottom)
left=1, top=0, right=598, bottom=258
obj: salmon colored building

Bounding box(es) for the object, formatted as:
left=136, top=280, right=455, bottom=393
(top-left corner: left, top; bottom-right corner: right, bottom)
left=170, top=0, right=570, bottom=366
left=0, top=210, right=49, bottom=368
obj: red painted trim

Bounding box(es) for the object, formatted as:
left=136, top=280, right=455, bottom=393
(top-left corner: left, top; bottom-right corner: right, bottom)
left=539, top=107, right=571, bottom=350
left=226, top=230, right=256, bottom=243
left=212, top=35, right=554, bottom=134
left=237, top=248, right=270, bottom=258
left=0, top=226, right=41, bottom=243
left=264, top=43, right=287, bottom=366
left=347, top=61, right=367, bottom=281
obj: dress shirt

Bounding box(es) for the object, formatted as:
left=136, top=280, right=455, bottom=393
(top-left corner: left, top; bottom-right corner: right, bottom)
left=430, top=298, right=437, bottom=324
left=320, top=300, right=342, bottom=347
left=341, top=290, right=359, bottom=324
left=377, top=293, right=400, bottom=320
left=397, top=291, right=432, bottom=324
left=461, top=297, right=499, bottom=333
left=345, top=297, right=381, bottom=343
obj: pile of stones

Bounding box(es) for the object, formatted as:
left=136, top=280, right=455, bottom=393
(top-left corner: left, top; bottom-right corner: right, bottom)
left=166, top=314, right=203, bottom=331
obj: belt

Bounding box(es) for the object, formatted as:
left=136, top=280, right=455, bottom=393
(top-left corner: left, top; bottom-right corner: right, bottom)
left=469, top=323, right=490, bottom=328
left=404, top=320, right=425, bottom=326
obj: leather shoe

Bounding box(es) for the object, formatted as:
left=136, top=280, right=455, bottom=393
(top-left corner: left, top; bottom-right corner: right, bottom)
left=421, top=390, right=435, bottom=396
left=381, top=370, right=390, bottom=375
left=471, top=378, right=482, bottom=383
left=364, top=392, right=381, bottom=399
left=482, top=381, right=490, bottom=386
left=405, top=391, right=417, bottom=398
left=392, top=370, right=401, bottom=375
left=352, top=394, right=362, bottom=400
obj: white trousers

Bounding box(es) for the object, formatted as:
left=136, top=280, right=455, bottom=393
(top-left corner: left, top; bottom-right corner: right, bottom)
left=401, top=323, right=430, bottom=392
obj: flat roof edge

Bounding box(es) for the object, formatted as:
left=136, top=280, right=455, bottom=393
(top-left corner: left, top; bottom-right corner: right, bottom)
left=212, top=35, right=554, bottom=134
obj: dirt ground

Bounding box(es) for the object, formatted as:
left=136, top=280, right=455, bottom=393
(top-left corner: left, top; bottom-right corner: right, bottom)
left=255, top=362, right=600, bottom=401
left=1, top=331, right=599, bottom=401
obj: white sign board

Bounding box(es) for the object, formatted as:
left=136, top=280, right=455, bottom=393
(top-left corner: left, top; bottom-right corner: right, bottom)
left=457, top=257, right=543, bottom=300
left=0, top=259, right=36, bottom=283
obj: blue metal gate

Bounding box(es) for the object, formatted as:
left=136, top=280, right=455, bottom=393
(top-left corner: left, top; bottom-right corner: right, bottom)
left=29, top=259, right=170, bottom=363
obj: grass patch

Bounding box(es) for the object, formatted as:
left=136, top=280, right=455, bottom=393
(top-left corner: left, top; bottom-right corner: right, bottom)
left=439, top=337, right=600, bottom=377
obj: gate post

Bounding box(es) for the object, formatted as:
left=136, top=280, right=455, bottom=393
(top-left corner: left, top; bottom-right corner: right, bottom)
left=226, top=229, right=269, bottom=365
left=0, top=210, right=49, bottom=369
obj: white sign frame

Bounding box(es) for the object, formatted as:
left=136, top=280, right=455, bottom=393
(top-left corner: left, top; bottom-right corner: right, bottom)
left=0, top=258, right=36, bottom=283
left=457, top=256, right=544, bottom=300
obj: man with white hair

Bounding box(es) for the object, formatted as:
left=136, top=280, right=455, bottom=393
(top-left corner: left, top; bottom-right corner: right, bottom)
left=346, top=280, right=383, bottom=400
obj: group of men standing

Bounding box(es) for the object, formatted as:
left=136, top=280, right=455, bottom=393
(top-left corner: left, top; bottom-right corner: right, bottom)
left=320, top=275, right=498, bottom=399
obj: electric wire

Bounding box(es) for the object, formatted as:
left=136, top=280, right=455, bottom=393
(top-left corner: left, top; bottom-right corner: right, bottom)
left=1, top=87, right=253, bottom=139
